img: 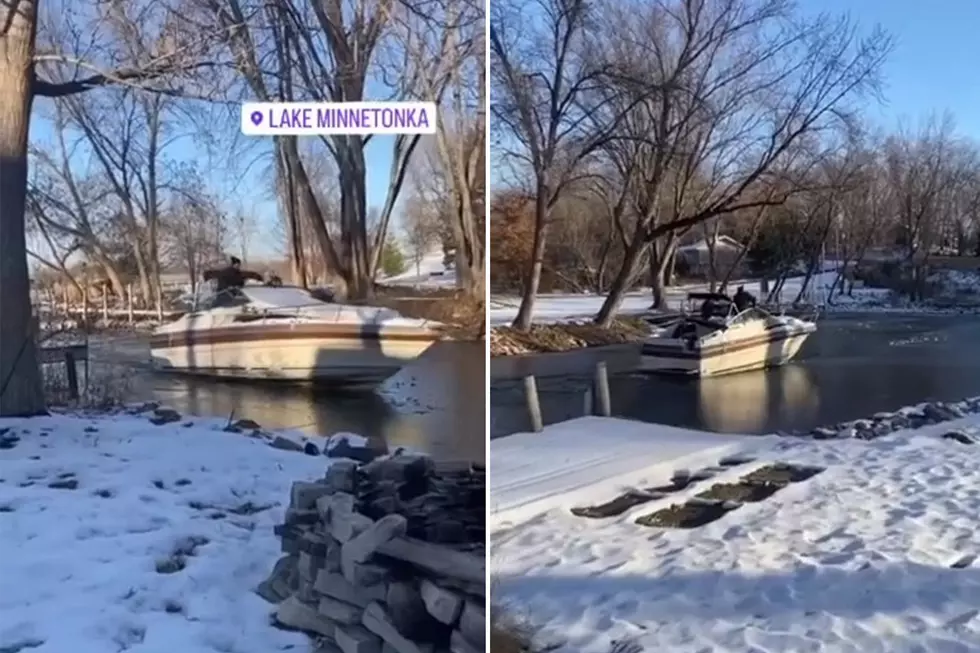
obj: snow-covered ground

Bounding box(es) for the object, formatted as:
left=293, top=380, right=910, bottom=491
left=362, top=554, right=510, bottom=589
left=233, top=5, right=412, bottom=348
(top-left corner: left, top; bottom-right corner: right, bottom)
left=381, top=250, right=456, bottom=289
left=0, top=411, right=331, bottom=653
left=491, top=414, right=980, bottom=652
left=488, top=267, right=980, bottom=326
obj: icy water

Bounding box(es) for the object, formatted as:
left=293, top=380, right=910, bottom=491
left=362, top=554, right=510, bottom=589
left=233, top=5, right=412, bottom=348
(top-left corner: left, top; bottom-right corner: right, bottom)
left=490, top=312, right=980, bottom=437
left=72, top=337, right=485, bottom=463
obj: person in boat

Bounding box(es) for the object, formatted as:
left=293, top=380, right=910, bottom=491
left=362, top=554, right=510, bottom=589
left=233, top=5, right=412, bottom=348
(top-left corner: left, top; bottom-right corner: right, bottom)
left=733, top=285, right=757, bottom=312
left=203, top=256, right=264, bottom=293
left=203, top=257, right=264, bottom=307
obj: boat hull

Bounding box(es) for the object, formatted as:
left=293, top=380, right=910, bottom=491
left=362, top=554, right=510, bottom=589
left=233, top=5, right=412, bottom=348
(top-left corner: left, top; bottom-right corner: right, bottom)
left=640, top=324, right=815, bottom=377
left=149, top=322, right=440, bottom=386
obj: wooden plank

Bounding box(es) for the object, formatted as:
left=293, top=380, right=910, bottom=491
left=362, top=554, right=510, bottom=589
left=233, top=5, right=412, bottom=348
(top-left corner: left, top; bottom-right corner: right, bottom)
left=38, top=344, right=89, bottom=364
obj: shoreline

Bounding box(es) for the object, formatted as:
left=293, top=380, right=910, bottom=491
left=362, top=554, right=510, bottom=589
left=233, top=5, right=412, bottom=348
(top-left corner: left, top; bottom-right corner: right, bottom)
left=489, top=302, right=980, bottom=358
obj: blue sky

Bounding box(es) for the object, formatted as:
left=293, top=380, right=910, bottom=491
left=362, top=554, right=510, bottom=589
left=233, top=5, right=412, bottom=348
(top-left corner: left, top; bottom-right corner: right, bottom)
left=801, top=0, right=980, bottom=134
left=492, top=0, right=980, bottom=188
left=29, top=101, right=411, bottom=263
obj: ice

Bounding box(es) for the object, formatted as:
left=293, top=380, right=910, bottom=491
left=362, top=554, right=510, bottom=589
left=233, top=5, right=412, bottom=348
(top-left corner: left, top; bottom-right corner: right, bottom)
left=0, top=413, right=330, bottom=653
left=491, top=414, right=980, bottom=652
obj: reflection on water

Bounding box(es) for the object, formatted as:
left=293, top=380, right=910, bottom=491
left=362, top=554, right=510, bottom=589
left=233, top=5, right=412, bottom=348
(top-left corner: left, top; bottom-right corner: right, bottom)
left=492, top=313, right=980, bottom=437
left=87, top=339, right=485, bottom=463
left=694, top=365, right=819, bottom=432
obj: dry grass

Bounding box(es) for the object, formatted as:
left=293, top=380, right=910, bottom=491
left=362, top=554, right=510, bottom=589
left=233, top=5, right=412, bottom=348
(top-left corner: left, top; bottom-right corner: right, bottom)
left=492, top=622, right=534, bottom=653
left=490, top=317, right=649, bottom=357
left=369, top=285, right=486, bottom=340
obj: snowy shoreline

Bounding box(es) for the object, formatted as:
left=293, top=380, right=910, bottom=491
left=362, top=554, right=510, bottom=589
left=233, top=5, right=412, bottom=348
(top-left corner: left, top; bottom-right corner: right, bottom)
left=490, top=395, right=980, bottom=652
left=0, top=406, right=398, bottom=653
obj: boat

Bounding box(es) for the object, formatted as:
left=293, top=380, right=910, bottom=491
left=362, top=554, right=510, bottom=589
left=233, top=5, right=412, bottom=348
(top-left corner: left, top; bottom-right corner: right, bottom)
left=639, top=292, right=816, bottom=377
left=149, top=284, right=444, bottom=385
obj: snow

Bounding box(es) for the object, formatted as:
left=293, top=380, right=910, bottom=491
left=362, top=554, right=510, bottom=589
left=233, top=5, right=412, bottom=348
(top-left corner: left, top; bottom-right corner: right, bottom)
left=490, top=417, right=752, bottom=525
left=0, top=412, right=329, bottom=653
left=488, top=269, right=901, bottom=326
left=380, top=250, right=456, bottom=288
left=491, top=414, right=980, bottom=653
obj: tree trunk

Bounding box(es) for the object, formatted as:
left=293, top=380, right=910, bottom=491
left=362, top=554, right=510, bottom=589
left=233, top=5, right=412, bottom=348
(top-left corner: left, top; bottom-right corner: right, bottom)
left=595, top=233, right=647, bottom=327
left=0, top=0, right=46, bottom=416
left=512, top=190, right=549, bottom=330
left=648, top=235, right=677, bottom=310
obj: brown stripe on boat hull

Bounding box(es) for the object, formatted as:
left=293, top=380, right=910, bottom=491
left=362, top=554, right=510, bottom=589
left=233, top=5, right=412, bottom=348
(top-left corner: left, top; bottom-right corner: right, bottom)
left=642, top=327, right=813, bottom=361
left=149, top=322, right=441, bottom=350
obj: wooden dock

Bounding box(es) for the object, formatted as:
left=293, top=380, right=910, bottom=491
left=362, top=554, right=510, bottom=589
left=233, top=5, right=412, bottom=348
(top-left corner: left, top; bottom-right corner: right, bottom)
left=490, top=344, right=642, bottom=433
left=39, top=343, right=89, bottom=400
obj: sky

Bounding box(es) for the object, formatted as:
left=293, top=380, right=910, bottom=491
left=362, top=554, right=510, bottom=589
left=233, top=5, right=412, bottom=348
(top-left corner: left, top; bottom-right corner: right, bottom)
left=800, top=0, right=980, bottom=135
left=491, top=0, right=980, bottom=189
left=29, top=98, right=415, bottom=265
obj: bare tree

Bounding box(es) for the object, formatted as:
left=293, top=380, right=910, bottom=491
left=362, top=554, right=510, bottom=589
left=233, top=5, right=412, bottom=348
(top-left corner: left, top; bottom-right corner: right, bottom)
left=404, top=0, right=485, bottom=297
left=402, top=191, right=442, bottom=280
left=588, top=1, right=890, bottom=325
left=0, top=0, right=215, bottom=416
left=491, top=0, right=619, bottom=329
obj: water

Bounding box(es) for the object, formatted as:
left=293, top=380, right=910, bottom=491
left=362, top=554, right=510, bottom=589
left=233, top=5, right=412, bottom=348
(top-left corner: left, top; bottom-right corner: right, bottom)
left=76, top=337, right=486, bottom=462
left=490, top=313, right=980, bottom=437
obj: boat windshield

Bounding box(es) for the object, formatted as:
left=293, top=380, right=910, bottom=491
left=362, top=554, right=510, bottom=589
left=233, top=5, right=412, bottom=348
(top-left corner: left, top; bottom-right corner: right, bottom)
left=728, top=306, right=770, bottom=324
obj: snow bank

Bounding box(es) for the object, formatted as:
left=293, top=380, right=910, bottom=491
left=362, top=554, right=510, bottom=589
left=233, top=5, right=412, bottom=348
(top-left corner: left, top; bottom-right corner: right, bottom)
left=491, top=414, right=980, bottom=653
left=0, top=411, right=329, bottom=653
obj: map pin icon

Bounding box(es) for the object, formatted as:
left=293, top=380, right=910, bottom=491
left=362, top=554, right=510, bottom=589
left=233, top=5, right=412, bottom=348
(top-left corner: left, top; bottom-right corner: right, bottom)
left=250, top=111, right=263, bottom=126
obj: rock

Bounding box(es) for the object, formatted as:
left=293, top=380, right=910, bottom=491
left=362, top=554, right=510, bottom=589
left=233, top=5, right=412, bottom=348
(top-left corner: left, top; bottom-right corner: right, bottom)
left=224, top=418, right=262, bottom=433
left=326, top=433, right=383, bottom=464
left=47, top=479, right=79, bottom=490
left=943, top=430, right=975, bottom=445
left=342, top=514, right=407, bottom=565
left=305, top=441, right=322, bottom=456
left=362, top=602, right=423, bottom=653
left=923, top=403, right=959, bottom=423
left=450, top=630, right=480, bottom=653
left=276, top=595, right=337, bottom=638
left=317, top=596, right=363, bottom=625
left=419, top=580, right=463, bottom=625
left=811, top=427, right=838, bottom=440
left=271, top=436, right=305, bottom=452
left=336, top=625, right=383, bottom=653
left=457, top=602, right=485, bottom=650
left=325, top=461, right=359, bottom=493
left=341, top=558, right=389, bottom=588
left=330, top=495, right=373, bottom=542
left=291, top=481, right=334, bottom=511
left=315, top=570, right=385, bottom=607
left=149, top=408, right=181, bottom=425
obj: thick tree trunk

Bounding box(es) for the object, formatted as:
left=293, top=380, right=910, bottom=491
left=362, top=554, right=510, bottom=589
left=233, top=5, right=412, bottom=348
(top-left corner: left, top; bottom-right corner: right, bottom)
left=595, top=233, right=647, bottom=327
left=0, top=0, right=46, bottom=416
left=512, top=190, right=549, bottom=330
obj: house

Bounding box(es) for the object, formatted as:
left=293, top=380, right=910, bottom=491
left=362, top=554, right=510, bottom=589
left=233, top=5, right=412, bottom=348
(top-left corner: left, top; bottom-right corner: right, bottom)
left=674, top=235, right=746, bottom=277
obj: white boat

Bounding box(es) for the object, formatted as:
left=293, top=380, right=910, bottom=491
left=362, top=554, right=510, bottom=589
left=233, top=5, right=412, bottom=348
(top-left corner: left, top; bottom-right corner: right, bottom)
left=149, top=284, right=443, bottom=386
left=639, top=292, right=816, bottom=377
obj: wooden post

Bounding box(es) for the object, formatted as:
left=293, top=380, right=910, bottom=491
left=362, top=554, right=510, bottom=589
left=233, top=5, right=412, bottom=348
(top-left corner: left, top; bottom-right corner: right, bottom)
left=81, top=289, right=89, bottom=328
left=64, top=350, right=79, bottom=401
left=101, top=285, right=109, bottom=323
left=594, top=361, right=611, bottom=417
left=523, top=375, right=543, bottom=433
left=127, top=284, right=134, bottom=324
